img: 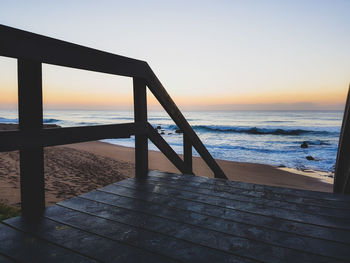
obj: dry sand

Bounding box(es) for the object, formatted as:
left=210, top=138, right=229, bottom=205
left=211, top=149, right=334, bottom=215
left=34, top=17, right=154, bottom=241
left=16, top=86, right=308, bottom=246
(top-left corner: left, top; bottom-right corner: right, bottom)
left=67, top=141, right=333, bottom=192
left=0, top=146, right=134, bottom=207
left=0, top=126, right=334, bottom=207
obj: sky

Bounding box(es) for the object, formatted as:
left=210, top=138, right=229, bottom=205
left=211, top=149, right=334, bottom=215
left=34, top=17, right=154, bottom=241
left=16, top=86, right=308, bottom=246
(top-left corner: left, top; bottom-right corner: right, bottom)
left=0, top=0, right=349, bottom=110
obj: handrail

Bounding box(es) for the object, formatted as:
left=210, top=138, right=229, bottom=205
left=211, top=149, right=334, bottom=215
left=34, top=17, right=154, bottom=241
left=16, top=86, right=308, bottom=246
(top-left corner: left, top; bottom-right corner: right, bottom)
left=0, top=24, right=148, bottom=78
left=0, top=123, right=141, bottom=151
left=0, top=24, right=227, bottom=218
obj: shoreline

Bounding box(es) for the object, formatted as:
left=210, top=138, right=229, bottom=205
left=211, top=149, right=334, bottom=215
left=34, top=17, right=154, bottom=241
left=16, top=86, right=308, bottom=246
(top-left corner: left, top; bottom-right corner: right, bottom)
left=103, top=141, right=335, bottom=179
left=65, top=141, right=333, bottom=192
left=0, top=123, right=334, bottom=208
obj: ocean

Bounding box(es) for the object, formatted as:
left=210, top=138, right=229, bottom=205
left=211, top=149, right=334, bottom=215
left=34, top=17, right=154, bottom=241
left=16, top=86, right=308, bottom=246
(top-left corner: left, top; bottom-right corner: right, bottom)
left=0, top=109, right=343, bottom=174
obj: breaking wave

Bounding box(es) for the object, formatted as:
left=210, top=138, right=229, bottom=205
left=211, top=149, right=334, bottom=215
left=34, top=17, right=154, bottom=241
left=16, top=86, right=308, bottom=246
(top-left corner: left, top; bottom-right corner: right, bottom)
left=165, top=124, right=335, bottom=136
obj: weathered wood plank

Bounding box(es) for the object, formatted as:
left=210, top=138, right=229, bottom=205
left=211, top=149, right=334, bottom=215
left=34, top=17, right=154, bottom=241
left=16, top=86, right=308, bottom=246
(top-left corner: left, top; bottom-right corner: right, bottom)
left=58, top=197, right=345, bottom=263
left=0, top=223, right=97, bottom=263
left=99, top=182, right=350, bottom=244
left=183, top=134, right=193, bottom=174
left=144, top=176, right=350, bottom=219
left=334, top=86, right=350, bottom=194
left=116, top=179, right=350, bottom=230
left=148, top=171, right=350, bottom=209
left=133, top=78, right=149, bottom=178
left=0, top=123, right=141, bottom=152
left=45, top=205, right=252, bottom=263
left=149, top=171, right=350, bottom=203
left=78, top=190, right=350, bottom=260
left=4, top=215, right=176, bottom=263
left=18, top=58, right=45, bottom=218
left=0, top=254, right=15, bottom=263
left=0, top=25, right=148, bottom=79
left=147, top=123, right=187, bottom=173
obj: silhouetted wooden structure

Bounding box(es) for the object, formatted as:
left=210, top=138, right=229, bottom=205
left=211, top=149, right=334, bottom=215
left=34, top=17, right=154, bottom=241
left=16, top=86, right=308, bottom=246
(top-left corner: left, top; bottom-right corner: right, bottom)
left=334, top=87, right=350, bottom=194
left=0, top=24, right=226, bottom=219
left=1, top=25, right=350, bottom=262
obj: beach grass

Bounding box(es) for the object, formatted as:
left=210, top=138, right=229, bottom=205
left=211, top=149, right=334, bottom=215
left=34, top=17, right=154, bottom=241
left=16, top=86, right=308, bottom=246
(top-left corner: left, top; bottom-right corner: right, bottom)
left=0, top=202, right=21, bottom=221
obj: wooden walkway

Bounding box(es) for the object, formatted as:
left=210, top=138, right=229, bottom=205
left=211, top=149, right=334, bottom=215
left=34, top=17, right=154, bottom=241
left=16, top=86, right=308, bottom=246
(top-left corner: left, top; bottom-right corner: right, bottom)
left=1, top=171, right=350, bottom=263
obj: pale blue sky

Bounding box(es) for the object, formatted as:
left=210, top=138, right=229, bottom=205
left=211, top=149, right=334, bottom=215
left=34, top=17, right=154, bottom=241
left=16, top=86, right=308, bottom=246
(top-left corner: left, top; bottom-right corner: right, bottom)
left=0, top=0, right=349, bottom=110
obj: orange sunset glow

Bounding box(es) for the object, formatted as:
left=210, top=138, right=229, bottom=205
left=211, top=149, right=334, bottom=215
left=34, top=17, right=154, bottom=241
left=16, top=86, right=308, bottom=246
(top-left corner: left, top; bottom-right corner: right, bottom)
left=0, top=1, right=349, bottom=110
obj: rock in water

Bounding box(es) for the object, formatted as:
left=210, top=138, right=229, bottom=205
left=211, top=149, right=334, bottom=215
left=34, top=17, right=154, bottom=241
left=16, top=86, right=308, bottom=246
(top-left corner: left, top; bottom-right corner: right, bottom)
left=156, top=126, right=161, bottom=130
left=175, top=129, right=183, bottom=134
left=306, top=155, right=315, bottom=161
left=301, top=141, right=308, bottom=148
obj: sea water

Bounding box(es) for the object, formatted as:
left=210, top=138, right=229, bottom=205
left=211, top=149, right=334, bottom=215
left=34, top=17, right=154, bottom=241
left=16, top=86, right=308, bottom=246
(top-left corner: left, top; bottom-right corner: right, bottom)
left=0, top=109, right=343, bottom=173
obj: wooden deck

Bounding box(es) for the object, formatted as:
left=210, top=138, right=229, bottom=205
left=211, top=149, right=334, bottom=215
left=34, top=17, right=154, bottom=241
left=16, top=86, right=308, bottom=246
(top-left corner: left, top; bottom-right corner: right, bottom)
left=1, top=171, right=350, bottom=263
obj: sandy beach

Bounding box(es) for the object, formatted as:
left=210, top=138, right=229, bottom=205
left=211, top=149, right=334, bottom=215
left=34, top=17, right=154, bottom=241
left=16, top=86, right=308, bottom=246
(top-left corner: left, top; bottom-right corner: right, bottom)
left=0, top=128, right=334, bottom=208
left=67, top=141, right=334, bottom=191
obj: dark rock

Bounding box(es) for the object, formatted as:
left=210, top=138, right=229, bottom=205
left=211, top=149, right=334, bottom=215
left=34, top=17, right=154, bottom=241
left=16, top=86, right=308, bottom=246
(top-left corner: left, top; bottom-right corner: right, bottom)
left=301, top=141, right=308, bottom=148
left=175, top=129, right=183, bottom=134
left=156, top=126, right=161, bottom=129
left=44, top=124, right=61, bottom=129
left=278, top=164, right=286, bottom=168
left=160, top=131, right=165, bottom=135
left=328, top=175, right=334, bottom=178
left=306, top=155, right=315, bottom=161
left=168, top=133, right=172, bottom=135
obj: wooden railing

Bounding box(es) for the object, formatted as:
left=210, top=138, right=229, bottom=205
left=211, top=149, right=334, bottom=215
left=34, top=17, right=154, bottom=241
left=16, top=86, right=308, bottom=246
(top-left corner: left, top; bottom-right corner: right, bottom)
left=334, top=87, right=350, bottom=194
left=0, top=25, right=226, bottom=218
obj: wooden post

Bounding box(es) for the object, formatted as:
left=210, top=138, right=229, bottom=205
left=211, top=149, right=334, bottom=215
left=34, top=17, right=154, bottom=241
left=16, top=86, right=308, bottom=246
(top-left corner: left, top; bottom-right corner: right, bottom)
left=133, top=77, right=148, bottom=178
left=18, top=59, right=45, bottom=218
left=334, top=86, right=350, bottom=194
left=183, top=134, right=193, bottom=174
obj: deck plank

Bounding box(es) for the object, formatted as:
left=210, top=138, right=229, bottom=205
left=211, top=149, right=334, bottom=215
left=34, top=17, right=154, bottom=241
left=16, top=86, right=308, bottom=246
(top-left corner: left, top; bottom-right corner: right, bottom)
left=114, top=179, right=350, bottom=230
left=149, top=171, right=350, bottom=204
left=148, top=172, right=350, bottom=211
left=100, top=181, right=350, bottom=244
left=0, top=253, right=16, bottom=263
left=1, top=171, right=350, bottom=262
left=55, top=201, right=314, bottom=263
left=46, top=204, right=254, bottom=263
left=143, top=176, right=350, bottom=218
left=4, top=212, right=178, bottom=263
left=74, top=192, right=349, bottom=261
left=0, top=223, right=97, bottom=263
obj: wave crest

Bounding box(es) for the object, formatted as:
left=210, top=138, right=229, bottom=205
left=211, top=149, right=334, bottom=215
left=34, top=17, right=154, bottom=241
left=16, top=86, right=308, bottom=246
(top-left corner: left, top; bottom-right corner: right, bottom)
left=165, top=124, right=334, bottom=136
left=43, top=118, right=60, bottom=123
left=0, top=117, right=61, bottom=124
left=195, top=125, right=334, bottom=136
left=0, top=117, right=17, bottom=123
